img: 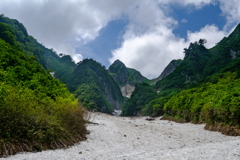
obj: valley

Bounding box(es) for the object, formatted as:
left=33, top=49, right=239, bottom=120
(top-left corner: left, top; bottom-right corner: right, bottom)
left=1, top=11, right=240, bottom=158
left=6, top=112, right=240, bottom=160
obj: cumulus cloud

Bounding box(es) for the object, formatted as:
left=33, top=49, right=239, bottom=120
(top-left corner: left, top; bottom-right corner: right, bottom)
left=109, top=22, right=235, bottom=79
left=218, top=0, right=240, bottom=29
left=0, top=0, right=138, bottom=62
left=0, top=0, right=238, bottom=78
left=187, top=25, right=228, bottom=48
left=109, top=0, right=226, bottom=79
left=158, top=0, right=214, bottom=9
left=110, top=32, right=186, bottom=79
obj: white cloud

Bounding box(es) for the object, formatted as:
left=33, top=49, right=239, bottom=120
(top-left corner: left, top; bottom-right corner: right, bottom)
left=0, top=0, right=138, bottom=61
left=109, top=0, right=240, bottom=79
left=187, top=25, right=228, bottom=48
left=218, top=0, right=240, bottom=30
left=109, top=0, right=222, bottom=79
left=0, top=0, right=238, bottom=78
left=72, top=54, right=83, bottom=63
left=110, top=32, right=186, bottom=79
left=158, top=0, right=214, bottom=9
left=110, top=24, right=232, bottom=79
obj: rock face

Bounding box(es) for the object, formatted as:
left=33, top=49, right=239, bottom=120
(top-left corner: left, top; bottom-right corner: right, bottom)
left=120, top=84, right=135, bottom=98
left=150, top=59, right=182, bottom=85
left=108, top=60, right=149, bottom=97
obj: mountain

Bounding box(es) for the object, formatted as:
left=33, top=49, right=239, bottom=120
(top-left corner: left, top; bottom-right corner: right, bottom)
left=0, top=22, right=87, bottom=155
left=0, top=15, right=124, bottom=115
left=67, top=59, right=124, bottom=113
left=155, top=41, right=212, bottom=92
left=123, top=24, right=240, bottom=135
left=150, top=59, right=182, bottom=85
left=0, top=14, right=76, bottom=84
left=108, top=59, right=149, bottom=97
left=155, top=24, right=240, bottom=92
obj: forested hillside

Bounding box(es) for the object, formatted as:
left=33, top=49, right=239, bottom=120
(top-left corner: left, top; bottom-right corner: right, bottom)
left=0, top=14, right=76, bottom=84
left=122, top=82, right=157, bottom=116
left=124, top=24, right=240, bottom=134
left=67, top=59, right=124, bottom=114
left=0, top=22, right=87, bottom=155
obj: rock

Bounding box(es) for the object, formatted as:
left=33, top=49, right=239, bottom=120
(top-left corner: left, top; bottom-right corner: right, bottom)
left=145, top=118, right=155, bottom=121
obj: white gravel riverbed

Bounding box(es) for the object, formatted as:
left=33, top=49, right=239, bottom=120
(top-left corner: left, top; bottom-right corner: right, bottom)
left=5, top=112, right=240, bottom=160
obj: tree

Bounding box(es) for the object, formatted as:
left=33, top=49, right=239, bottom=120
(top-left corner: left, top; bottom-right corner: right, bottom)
left=198, top=39, right=207, bottom=45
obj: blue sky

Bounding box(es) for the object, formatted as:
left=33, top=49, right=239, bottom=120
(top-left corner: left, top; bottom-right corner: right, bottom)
left=0, top=0, right=239, bottom=78
left=75, top=19, right=128, bottom=67
left=172, top=2, right=226, bottom=38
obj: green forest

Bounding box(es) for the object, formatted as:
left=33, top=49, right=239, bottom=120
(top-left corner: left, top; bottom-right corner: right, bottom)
left=0, top=21, right=87, bottom=155
left=67, top=59, right=124, bottom=114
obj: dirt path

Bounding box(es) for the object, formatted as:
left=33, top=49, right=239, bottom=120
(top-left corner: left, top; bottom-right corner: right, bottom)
left=6, top=112, right=240, bottom=160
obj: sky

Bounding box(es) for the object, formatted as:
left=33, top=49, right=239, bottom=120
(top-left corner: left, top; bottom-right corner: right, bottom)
left=0, top=0, right=240, bottom=79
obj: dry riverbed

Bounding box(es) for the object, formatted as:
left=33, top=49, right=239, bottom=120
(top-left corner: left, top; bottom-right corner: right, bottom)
left=5, top=112, right=240, bottom=160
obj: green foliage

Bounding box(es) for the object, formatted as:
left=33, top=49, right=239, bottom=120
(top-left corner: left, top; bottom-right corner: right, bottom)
left=122, top=83, right=157, bottom=116
left=0, top=23, right=15, bottom=46
left=75, top=83, right=112, bottom=113
left=0, top=28, right=86, bottom=150
left=164, top=72, right=240, bottom=125
left=68, top=59, right=124, bottom=113
left=0, top=15, right=47, bottom=69
left=44, top=52, right=77, bottom=84
left=143, top=91, right=177, bottom=116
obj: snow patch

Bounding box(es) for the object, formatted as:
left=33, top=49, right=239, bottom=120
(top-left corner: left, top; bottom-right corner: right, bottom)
left=6, top=113, right=240, bottom=160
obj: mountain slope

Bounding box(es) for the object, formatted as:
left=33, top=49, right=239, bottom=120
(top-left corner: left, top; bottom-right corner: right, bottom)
left=124, top=24, right=240, bottom=128
left=155, top=41, right=212, bottom=91
left=44, top=51, right=77, bottom=84
left=108, top=59, right=149, bottom=97
left=0, top=22, right=87, bottom=155
left=0, top=14, right=77, bottom=84
left=156, top=24, right=240, bottom=92
left=144, top=25, right=240, bottom=134
left=150, top=59, right=182, bottom=85
left=0, top=14, right=47, bottom=69
left=68, top=59, right=124, bottom=113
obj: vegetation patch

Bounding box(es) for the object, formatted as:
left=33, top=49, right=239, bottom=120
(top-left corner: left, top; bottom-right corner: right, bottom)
left=0, top=23, right=88, bottom=156
left=122, top=82, right=157, bottom=116
left=205, top=123, right=240, bottom=136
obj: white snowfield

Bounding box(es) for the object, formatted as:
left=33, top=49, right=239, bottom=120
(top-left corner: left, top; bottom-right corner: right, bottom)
left=6, top=112, right=240, bottom=160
